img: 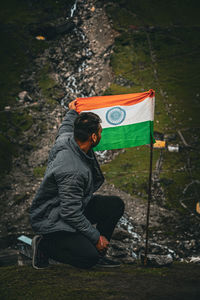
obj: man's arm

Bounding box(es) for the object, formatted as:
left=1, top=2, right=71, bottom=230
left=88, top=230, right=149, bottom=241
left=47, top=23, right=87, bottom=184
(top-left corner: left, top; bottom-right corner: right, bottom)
left=57, top=100, right=78, bottom=138
left=55, top=170, right=100, bottom=245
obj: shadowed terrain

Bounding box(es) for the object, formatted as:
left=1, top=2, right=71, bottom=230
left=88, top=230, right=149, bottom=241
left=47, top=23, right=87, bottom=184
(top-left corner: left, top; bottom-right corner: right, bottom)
left=0, top=263, right=200, bottom=300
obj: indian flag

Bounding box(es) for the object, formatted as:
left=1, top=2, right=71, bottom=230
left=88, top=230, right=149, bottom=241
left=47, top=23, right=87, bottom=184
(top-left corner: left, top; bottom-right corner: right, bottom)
left=76, top=89, right=155, bottom=151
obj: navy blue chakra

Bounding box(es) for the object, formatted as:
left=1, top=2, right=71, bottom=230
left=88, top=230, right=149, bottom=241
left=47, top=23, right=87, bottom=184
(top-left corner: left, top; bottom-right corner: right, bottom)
left=106, top=107, right=126, bottom=125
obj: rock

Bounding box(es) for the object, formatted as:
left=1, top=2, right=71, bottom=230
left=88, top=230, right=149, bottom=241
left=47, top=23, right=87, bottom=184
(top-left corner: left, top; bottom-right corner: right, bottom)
left=111, top=250, right=128, bottom=259
left=121, top=256, right=137, bottom=264
left=18, top=91, right=32, bottom=102
left=111, top=241, right=126, bottom=251
left=140, top=253, right=173, bottom=267
left=112, top=228, right=132, bottom=241
left=188, top=256, right=200, bottom=264
left=115, top=76, right=134, bottom=87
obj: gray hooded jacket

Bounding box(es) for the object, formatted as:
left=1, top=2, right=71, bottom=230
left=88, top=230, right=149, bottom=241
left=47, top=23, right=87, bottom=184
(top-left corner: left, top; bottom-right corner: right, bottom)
left=30, top=109, right=104, bottom=244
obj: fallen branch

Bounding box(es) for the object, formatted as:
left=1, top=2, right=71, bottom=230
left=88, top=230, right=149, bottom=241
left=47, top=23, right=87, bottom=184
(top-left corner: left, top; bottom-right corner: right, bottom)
left=177, top=130, right=190, bottom=147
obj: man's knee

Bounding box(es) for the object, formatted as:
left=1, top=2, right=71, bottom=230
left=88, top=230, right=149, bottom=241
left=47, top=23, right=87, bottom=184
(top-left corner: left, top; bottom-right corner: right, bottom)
left=116, top=196, right=125, bottom=212
left=112, top=196, right=125, bottom=217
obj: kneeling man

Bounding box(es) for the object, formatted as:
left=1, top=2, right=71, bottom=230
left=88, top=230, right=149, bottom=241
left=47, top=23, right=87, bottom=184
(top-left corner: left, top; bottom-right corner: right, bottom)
left=30, top=100, right=124, bottom=269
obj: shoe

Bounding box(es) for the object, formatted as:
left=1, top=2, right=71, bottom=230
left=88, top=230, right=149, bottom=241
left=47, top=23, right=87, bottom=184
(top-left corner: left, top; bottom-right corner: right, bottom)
left=96, top=256, right=121, bottom=268
left=32, top=235, right=49, bottom=269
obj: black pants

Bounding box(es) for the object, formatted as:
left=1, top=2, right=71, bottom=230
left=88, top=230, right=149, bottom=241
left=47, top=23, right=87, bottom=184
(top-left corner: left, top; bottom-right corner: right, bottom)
left=40, top=195, right=124, bottom=269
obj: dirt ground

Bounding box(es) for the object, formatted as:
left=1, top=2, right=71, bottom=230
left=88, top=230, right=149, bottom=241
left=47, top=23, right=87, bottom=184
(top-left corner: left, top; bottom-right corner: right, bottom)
left=0, top=262, right=200, bottom=300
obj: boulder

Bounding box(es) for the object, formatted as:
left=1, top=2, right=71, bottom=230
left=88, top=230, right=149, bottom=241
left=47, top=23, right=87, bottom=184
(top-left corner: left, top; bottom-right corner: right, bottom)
left=18, top=91, right=32, bottom=102
left=140, top=253, right=173, bottom=267
left=112, top=228, right=132, bottom=241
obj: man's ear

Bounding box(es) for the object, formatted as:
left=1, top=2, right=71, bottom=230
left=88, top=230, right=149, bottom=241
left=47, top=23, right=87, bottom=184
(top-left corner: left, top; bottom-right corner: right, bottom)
left=91, top=133, right=97, bottom=143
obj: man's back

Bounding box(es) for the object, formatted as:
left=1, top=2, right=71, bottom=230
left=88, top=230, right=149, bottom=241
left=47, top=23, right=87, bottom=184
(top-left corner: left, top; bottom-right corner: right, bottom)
left=30, top=109, right=104, bottom=244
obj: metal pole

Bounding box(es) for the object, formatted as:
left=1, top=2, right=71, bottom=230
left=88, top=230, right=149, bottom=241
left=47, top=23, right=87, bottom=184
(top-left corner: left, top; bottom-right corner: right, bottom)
left=144, top=135, right=153, bottom=266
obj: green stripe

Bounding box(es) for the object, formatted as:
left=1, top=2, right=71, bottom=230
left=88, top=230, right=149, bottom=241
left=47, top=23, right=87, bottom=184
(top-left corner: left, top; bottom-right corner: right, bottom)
left=94, top=121, right=154, bottom=151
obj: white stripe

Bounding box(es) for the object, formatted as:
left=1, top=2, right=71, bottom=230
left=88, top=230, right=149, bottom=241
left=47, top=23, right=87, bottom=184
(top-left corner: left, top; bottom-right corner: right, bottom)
left=84, top=96, right=155, bottom=129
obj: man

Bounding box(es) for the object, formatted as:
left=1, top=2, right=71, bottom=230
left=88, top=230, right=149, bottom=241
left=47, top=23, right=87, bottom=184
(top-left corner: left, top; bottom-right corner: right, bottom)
left=30, top=100, right=124, bottom=269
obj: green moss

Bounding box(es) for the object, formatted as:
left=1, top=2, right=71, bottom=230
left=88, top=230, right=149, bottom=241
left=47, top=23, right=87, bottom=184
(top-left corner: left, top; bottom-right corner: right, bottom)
left=104, top=83, right=136, bottom=95
left=106, top=0, right=200, bottom=27
left=103, top=0, right=200, bottom=212
left=0, top=265, right=118, bottom=300
left=37, top=63, right=63, bottom=106
left=33, top=166, right=46, bottom=178
left=0, top=263, right=200, bottom=300
left=106, top=6, right=134, bottom=31
left=102, top=146, right=160, bottom=198
left=38, top=64, right=57, bottom=91
left=0, top=111, right=33, bottom=138
left=160, top=147, right=199, bottom=213
left=122, top=265, right=169, bottom=276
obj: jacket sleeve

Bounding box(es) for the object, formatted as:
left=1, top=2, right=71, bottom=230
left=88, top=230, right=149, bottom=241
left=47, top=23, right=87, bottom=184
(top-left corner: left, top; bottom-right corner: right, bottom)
left=57, top=109, right=78, bottom=138
left=55, top=171, right=100, bottom=245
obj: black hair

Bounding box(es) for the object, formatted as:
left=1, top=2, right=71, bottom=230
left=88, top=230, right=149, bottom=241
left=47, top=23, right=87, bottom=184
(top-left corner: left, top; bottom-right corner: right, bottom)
left=74, top=112, right=102, bottom=142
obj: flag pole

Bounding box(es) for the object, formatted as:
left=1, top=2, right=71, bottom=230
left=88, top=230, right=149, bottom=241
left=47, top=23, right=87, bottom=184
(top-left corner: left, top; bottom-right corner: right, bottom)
left=144, top=134, right=153, bottom=266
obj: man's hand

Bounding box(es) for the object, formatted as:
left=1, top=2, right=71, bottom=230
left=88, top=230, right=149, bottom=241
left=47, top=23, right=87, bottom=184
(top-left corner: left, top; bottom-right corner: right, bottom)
left=96, top=235, right=109, bottom=253
left=68, top=100, right=77, bottom=111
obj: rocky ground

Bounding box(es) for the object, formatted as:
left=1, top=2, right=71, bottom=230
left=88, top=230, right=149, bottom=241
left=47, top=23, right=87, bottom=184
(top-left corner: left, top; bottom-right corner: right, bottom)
left=0, top=0, right=200, bottom=267
left=0, top=0, right=123, bottom=257
left=0, top=0, right=116, bottom=243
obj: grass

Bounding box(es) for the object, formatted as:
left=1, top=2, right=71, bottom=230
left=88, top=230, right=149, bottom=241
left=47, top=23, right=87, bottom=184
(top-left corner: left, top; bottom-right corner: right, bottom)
left=0, top=265, right=118, bottom=300
left=37, top=63, right=62, bottom=107
left=33, top=166, right=46, bottom=178
left=102, top=146, right=160, bottom=198
left=103, top=0, right=200, bottom=212
left=0, top=263, right=199, bottom=300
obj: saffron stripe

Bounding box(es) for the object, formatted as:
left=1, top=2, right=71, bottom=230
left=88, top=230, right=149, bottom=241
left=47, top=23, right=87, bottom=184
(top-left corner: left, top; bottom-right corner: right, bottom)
left=76, top=89, right=155, bottom=112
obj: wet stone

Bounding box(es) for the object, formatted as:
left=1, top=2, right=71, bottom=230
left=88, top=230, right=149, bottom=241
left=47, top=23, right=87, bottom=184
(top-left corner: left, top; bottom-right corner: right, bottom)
left=140, top=253, right=173, bottom=267
left=112, top=228, right=132, bottom=241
